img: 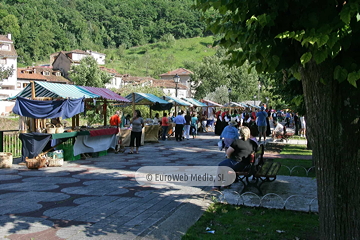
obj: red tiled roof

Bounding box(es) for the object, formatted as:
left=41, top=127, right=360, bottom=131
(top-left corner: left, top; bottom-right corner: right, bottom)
left=122, top=75, right=187, bottom=89
left=51, top=49, right=90, bottom=56
left=17, top=67, right=70, bottom=83
left=99, top=66, right=122, bottom=76
left=0, top=35, right=17, bottom=57
left=0, top=35, right=12, bottom=42
left=159, top=68, right=193, bottom=77
left=151, top=79, right=187, bottom=89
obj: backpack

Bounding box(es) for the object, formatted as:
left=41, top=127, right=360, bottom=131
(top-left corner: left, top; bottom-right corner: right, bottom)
left=272, top=112, right=277, bottom=118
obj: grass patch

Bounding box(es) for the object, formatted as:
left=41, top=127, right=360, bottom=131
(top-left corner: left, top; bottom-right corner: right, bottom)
left=280, top=145, right=312, bottom=156
left=274, top=158, right=316, bottom=177
left=183, top=203, right=319, bottom=240
left=291, top=135, right=307, bottom=140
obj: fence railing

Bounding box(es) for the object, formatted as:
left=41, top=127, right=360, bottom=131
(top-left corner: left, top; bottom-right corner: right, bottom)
left=0, top=130, right=21, bottom=158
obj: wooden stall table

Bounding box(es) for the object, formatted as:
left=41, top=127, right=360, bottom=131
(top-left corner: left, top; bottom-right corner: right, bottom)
left=144, top=125, right=160, bottom=142
left=120, top=128, right=145, bottom=146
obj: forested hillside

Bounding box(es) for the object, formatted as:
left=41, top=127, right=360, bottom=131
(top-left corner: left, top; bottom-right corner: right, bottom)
left=0, top=0, right=208, bottom=65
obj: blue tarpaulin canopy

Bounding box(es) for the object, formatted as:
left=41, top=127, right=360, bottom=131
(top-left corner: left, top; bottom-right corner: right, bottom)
left=12, top=96, right=85, bottom=119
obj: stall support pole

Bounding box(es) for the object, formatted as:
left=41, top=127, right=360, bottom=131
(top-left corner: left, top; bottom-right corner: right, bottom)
left=103, top=100, right=107, bottom=126
left=150, top=108, right=152, bottom=118
left=30, top=81, right=36, bottom=132
left=72, top=116, right=76, bottom=130
left=76, top=114, right=79, bottom=127
left=132, top=93, right=135, bottom=116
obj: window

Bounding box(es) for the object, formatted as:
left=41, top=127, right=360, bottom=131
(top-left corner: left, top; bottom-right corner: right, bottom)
left=0, top=44, right=10, bottom=51
left=43, top=71, right=50, bottom=76
left=0, top=58, right=6, bottom=64
left=23, top=83, right=29, bottom=88
left=55, top=72, right=61, bottom=76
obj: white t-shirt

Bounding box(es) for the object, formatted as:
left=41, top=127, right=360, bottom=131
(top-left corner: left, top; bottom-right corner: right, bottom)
left=274, top=123, right=284, bottom=133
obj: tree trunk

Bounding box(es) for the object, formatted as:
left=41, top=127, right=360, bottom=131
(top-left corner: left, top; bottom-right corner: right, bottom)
left=301, top=61, right=360, bottom=240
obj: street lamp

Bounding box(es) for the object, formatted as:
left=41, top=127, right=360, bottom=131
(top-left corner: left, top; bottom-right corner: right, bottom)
left=173, top=74, right=181, bottom=116
left=228, top=88, right=232, bottom=104
left=173, top=74, right=180, bottom=97
left=253, top=95, right=256, bottom=106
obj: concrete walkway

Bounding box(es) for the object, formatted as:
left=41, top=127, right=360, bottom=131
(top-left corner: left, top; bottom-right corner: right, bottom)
left=0, top=133, right=316, bottom=240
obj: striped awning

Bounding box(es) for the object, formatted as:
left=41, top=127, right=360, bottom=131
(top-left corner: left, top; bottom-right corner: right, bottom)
left=10, top=81, right=100, bottom=99
left=181, top=98, right=207, bottom=107
left=200, top=99, right=223, bottom=107
left=164, top=96, right=192, bottom=106
left=125, top=93, right=169, bottom=104
left=81, top=86, right=130, bottom=102
left=223, top=102, right=245, bottom=108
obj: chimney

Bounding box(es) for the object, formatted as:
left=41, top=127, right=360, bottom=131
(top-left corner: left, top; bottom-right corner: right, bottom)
left=7, top=33, right=12, bottom=40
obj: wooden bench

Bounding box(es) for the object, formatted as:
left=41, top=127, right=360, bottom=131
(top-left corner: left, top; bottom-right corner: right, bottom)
left=236, top=144, right=281, bottom=195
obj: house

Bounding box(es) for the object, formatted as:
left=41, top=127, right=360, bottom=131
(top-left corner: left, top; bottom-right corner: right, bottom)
left=159, top=68, right=193, bottom=97
left=17, top=66, right=70, bottom=89
left=121, top=75, right=187, bottom=97
left=0, top=33, right=18, bottom=99
left=50, top=49, right=106, bottom=79
left=100, top=66, right=122, bottom=89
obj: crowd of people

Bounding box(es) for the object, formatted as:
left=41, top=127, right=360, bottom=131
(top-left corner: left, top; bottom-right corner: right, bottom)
left=109, top=106, right=306, bottom=156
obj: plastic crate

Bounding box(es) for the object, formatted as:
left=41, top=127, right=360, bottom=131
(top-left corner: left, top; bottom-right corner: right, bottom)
left=98, top=150, right=108, bottom=157
left=59, top=144, right=80, bottom=161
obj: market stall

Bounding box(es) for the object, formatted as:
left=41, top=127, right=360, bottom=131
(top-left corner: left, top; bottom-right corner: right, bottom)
left=11, top=81, right=130, bottom=163
left=123, top=93, right=173, bottom=144
left=164, top=96, right=192, bottom=116
left=200, top=99, right=223, bottom=129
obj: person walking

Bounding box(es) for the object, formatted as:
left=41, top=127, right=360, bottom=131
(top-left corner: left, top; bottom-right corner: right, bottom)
left=191, top=113, right=198, bottom=139
left=109, top=110, right=121, bottom=152
left=161, top=112, right=169, bottom=141
left=183, top=111, right=191, bottom=140
left=129, top=110, right=144, bottom=154
left=173, top=111, right=186, bottom=141
left=256, top=106, right=268, bottom=142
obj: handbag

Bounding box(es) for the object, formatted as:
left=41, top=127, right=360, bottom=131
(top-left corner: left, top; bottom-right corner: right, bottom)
left=217, top=140, right=224, bottom=151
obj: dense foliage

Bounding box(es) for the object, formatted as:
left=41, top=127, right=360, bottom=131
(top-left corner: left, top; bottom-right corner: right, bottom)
left=191, top=48, right=259, bottom=102
left=69, top=57, right=112, bottom=87
left=0, top=0, right=207, bottom=65
left=195, top=0, right=360, bottom=239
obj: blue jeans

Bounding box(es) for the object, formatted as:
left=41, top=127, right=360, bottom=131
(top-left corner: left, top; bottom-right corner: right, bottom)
left=161, top=126, right=168, bottom=140
left=215, top=158, right=248, bottom=188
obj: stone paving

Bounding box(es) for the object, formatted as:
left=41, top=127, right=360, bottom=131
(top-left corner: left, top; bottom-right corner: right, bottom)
left=0, top=132, right=317, bottom=240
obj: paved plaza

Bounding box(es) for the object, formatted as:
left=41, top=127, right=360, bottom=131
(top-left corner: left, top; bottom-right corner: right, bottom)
left=0, top=133, right=317, bottom=240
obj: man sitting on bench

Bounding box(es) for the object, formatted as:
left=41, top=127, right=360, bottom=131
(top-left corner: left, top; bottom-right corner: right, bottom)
left=213, top=126, right=258, bottom=191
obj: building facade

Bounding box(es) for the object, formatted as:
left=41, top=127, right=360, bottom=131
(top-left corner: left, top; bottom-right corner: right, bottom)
left=159, top=68, right=193, bottom=97
left=0, top=33, right=18, bottom=99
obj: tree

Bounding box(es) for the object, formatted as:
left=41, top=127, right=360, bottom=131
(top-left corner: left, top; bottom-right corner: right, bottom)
left=191, top=48, right=259, bottom=101
left=68, top=57, right=112, bottom=87
left=0, top=65, right=15, bottom=83
left=195, top=1, right=360, bottom=239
